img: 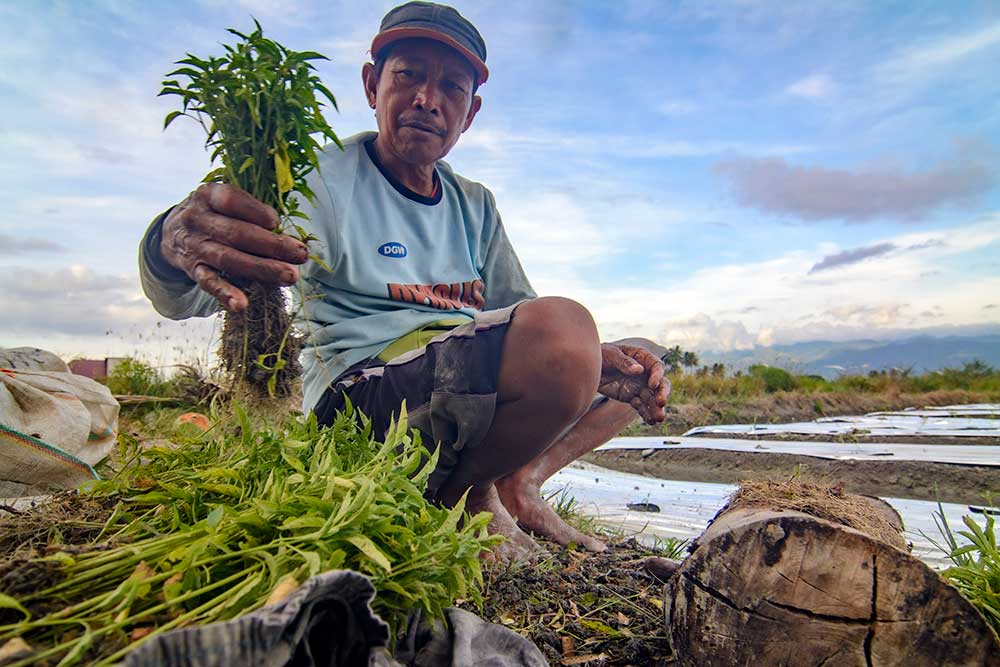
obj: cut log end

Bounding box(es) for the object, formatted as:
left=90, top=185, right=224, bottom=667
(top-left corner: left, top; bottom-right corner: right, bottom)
left=667, top=507, right=1000, bottom=666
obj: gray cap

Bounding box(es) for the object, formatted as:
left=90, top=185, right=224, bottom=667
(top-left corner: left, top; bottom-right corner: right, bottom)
left=371, top=1, right=489, bottom=85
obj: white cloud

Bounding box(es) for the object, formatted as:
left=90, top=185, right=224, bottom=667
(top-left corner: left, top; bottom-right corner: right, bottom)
left=0, top=264, right=220, bottom=366
left=656, top=99, right=699, bottom=116
left=567, top=215, right=1000, bottom=350
left=876, top=21, right=1000, bottom=85
left=785, top=73, right=836, bottom=100
left=455, top=125, right=815, bottom=161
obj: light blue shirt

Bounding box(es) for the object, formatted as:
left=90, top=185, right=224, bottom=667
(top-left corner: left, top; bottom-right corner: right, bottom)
left=139, top=132, right=535, bottom=412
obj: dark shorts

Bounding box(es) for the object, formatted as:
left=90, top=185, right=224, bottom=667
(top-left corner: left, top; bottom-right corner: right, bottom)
left=313, top=303, right=522, bottom=498
left=312, top=301, right=670, bottom=499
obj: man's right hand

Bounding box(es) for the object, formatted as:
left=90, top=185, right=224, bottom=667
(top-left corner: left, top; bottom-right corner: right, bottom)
left=160, top=183, right=309, bottom=313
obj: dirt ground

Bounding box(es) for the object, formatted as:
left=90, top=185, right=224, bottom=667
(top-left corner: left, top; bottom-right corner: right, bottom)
left=465, top=538, right=677, bottom=666
left=585, top=448, right=1000, bottom=505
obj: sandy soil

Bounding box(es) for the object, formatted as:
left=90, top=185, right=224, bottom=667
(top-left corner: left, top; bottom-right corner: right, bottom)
left=585, top=448, right=1000, bottom=505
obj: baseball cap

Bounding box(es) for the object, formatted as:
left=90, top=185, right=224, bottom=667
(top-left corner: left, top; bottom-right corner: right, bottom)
left=371, top=1, right=489, bottom=86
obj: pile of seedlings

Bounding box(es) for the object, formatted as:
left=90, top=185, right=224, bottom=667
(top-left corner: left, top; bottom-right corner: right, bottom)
left=0, top=405, right=497, bottom=666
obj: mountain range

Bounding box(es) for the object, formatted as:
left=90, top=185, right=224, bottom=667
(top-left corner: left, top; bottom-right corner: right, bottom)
left=699, top=335, right=1000, bottom=378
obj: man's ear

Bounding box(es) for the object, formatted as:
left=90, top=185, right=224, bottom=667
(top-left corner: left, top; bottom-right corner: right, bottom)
left=361, top=62, right=377, bottom=108
left=461, top=95, right=483, bottom=133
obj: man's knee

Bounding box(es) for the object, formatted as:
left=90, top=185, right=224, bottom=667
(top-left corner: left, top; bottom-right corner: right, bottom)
left=504, top=297, right=601, bottom=414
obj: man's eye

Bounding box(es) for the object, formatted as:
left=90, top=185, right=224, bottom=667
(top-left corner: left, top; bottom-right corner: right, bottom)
left=396, top=69, right=415, bottom=78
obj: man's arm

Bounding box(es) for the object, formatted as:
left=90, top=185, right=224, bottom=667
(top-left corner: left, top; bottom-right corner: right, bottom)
left=138, top=183, right=309, bottom=319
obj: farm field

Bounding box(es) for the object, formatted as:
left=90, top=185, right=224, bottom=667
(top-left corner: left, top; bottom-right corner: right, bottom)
left=2, top=361, right=998, bottom=665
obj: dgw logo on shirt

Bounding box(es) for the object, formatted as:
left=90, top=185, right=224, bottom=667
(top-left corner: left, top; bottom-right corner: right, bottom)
left=378, top=242, right=407, bottom=258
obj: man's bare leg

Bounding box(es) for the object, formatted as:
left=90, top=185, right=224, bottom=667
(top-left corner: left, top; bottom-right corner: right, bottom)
left=435, top=297, right=603, bottom=561
left=496, top=398, right=638, bottom=551
left=496, top=338, right=669, bottom=551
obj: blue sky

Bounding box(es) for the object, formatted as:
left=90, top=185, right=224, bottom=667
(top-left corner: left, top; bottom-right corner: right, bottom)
left=2, top=0, right=999, bottom=365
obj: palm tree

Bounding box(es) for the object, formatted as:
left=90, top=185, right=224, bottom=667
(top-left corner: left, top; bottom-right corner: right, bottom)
left=663, top=345, right=683, bottom=373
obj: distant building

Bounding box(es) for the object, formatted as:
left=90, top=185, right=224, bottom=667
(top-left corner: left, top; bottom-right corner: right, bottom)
left=69, top=357, right=126, bottom=380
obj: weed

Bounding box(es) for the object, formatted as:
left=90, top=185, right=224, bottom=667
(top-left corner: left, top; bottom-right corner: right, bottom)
left=104, top=358, right=171, bottom=397
left=931, top=503, right=1000, bottom=636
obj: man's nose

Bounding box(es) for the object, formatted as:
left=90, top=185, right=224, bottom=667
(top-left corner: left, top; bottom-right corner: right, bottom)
left=413, top=81, right=442, bottom=113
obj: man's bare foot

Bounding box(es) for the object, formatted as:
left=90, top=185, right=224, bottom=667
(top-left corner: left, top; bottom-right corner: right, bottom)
left=468, top=484, right=547, bottom=562
left=495, top=473, right=607, bottom=552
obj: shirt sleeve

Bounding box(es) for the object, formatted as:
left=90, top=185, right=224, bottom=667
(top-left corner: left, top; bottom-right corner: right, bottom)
left=138, top=210, right=221, bottom=320
left=480, top=200, right=536, bottom=309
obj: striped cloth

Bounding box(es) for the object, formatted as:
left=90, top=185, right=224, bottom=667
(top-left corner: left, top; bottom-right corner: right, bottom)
left=1, top=348, right=118, bottom=498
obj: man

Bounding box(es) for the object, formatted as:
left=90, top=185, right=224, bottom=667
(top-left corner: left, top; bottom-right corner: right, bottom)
left=140, top=1, right=669, bottom=560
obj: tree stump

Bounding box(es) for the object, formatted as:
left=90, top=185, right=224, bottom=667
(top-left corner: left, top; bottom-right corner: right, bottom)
left=665, top=503, right=1000, bottom=666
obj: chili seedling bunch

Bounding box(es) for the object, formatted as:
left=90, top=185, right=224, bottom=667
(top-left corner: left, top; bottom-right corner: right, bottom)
left=160, top=20, right=343, bottom=396
left=0, top=404, right=499, bottom=666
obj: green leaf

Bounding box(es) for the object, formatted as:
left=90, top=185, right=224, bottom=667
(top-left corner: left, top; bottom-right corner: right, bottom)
left=56, top=624, right=94, bottom=667
left=163, top=110, right=185, bottom=130
left=347, top=534, right=392, bottom=573
left=0, top=593, right=31, bottom=620
left=309, top=254, right=332, bottom=272
left=206, top=506, right=224, bottom=529
left=294, top=50, right=329, bottom=62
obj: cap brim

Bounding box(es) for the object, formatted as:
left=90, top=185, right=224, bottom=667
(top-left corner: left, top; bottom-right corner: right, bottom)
left=371, top=26, right=489, bottom=86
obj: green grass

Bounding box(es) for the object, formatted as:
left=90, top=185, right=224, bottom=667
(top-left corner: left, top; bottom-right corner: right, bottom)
left=932, top=503, right=1000, bottom=636
left=666, top=360, right=1000, bottom=402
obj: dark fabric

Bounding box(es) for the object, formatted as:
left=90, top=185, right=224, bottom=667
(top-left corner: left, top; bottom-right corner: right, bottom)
left=394, top=608, right=548, bottom=667
left=313, top=305, right=518, bottom=498
left=124, top=569, right=548, bottom=667
left=124, top=570, right=388, bottom=667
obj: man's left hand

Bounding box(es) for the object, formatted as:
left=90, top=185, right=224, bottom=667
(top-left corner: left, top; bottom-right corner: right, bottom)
left=598, top=344, right=670, bottom=424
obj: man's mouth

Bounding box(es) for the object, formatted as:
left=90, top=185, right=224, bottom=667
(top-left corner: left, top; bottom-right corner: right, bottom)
left=402, top=121, right=443, bottom=136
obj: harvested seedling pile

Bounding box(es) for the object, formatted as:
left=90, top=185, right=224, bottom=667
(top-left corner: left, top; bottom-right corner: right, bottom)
left=0, top=405, right=497, bottom=666
left=465, top=538, right=680, bottom=666
left=160, top=21, right=342, bottom=396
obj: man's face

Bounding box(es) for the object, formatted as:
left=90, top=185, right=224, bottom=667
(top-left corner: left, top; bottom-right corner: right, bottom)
left=363, top=39, right=482, bottom=167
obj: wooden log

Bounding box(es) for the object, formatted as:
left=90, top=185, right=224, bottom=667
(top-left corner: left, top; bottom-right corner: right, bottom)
left=665, top=506, right=1000, bottom=666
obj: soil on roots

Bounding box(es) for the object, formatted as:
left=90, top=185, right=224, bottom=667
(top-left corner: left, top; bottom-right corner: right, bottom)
left=220, top=282, right=301, bottom=397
